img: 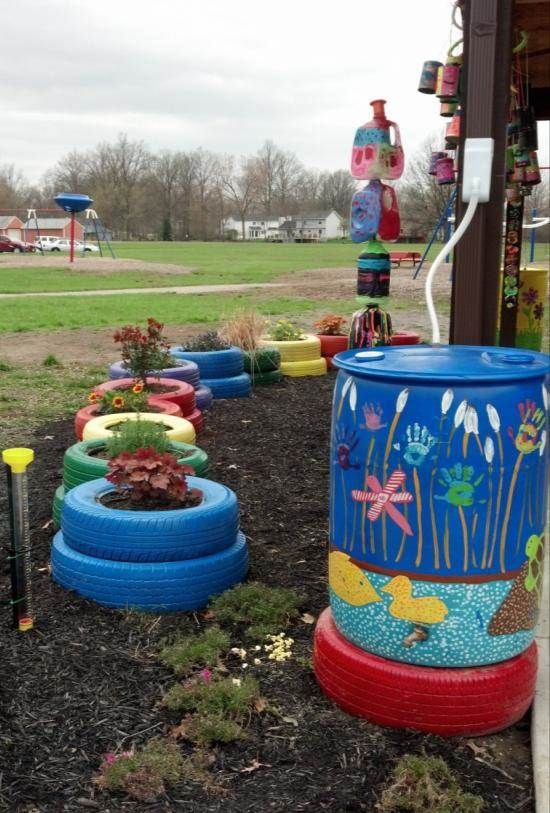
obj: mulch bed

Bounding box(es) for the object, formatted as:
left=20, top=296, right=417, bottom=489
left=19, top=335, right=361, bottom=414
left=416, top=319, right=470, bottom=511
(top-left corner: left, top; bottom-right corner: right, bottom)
left=0, top=377, right=534, bottom=812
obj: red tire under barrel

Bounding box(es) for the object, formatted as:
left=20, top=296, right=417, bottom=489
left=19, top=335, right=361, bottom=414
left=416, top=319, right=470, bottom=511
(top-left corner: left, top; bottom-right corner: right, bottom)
left=74, top=398, right=182, bottom=441
left=317, top=334, right=349, bottom=357
left=313, top=608, right=537, bottom=737
left=93, top=377, right=196, bottom=413
left=390, top=331, right=421, bottom=346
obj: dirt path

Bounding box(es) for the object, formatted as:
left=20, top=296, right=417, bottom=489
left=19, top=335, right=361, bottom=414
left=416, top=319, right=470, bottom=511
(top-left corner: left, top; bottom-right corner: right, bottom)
left=0, top=255, right=192, bottom=275
left=0, top=266, right=451, bottom=364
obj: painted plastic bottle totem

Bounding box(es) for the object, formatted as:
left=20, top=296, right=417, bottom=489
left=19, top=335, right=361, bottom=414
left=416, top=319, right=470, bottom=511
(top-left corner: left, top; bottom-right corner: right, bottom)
left=351, top=181, right=400, bottom=244
left=351, top=100, right=405, bottom=181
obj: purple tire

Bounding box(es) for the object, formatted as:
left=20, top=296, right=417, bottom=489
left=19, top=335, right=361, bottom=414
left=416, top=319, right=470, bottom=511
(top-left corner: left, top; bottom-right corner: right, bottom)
left=108, top=360, right=200, bottom=388
left=195, top=384, right=213, bottom=411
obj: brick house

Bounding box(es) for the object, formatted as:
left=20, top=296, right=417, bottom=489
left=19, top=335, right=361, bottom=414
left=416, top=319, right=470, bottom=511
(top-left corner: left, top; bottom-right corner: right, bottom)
left=0, top=215, right=24, bottom=239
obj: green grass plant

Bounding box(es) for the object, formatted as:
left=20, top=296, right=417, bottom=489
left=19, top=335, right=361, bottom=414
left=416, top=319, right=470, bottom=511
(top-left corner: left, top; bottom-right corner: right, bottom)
left=159, top=627, right=230, bottom=676
left=95, top=738, right=184, bottom=801
left=377, top=754, right=484, bottom=813
left=42, top=353, right=61, bottom=367
left=163, top=675, right=259, bottom=717
left=183, top=713, right=246, bottom=747
left=105, top=419, right=171, bottom=457
left=209, top=581, right=302, bottom=640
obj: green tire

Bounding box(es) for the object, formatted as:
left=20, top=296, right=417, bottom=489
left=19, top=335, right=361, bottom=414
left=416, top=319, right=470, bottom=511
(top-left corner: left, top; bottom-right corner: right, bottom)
left=243, top=348, right=281, bottom=374
left=250, top=369, right=284, bottom=385
left=62, top=439, right=209, bottom=492
left=52, top=484, right=65, bottom=529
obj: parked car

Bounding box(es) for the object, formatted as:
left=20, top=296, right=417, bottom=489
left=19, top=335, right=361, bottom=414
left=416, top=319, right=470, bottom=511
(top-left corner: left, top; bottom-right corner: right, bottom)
left=34, top=236, right=62, bottom=250
left=49, top=238, right=100, bottom=253
left=0, top=236, right=36, bottom=253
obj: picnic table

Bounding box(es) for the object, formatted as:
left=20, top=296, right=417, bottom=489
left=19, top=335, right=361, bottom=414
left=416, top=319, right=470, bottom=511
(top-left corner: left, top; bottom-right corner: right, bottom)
left=389, top=251, right=421, bottom=268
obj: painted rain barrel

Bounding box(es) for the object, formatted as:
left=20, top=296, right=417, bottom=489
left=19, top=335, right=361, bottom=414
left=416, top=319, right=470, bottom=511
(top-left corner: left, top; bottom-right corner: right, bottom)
left=330, top=345, right=549, bottom=667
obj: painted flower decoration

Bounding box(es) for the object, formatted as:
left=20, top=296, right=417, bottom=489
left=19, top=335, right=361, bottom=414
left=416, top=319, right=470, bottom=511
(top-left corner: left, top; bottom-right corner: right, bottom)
left=486, top=403, right=501, bottom=433
left=435, top=463, right=484, bottom=507
left=88, top=391, right=99, bottom=405
left=441, top=388, right=454, bottom=416
left=507, top=399, right=546, bottom=454
left=533, top=302, right=544, bottom=322
left=132, top=382, right=144, bottom=394
left=402, top=423, right=437, bottom=466
left=396, top=388, right=409, bottom=414
left=112, top=395, right=125, bottom=410
left=521, top=287, right=538, bottom=305
left=453, top=400, right=468, bottom=428
left=362, top=403, right=387, bottom=432
left=484, top=436, right=494, bottom=464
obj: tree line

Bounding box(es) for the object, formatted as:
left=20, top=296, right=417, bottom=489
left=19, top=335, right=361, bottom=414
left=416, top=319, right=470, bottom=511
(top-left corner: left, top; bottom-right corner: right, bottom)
left=1, top=133, right=547, bottom=241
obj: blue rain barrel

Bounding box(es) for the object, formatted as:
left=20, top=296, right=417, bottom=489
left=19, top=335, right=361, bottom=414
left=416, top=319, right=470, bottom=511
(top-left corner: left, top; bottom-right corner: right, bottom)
left=329, top=346, right=549, bottom=667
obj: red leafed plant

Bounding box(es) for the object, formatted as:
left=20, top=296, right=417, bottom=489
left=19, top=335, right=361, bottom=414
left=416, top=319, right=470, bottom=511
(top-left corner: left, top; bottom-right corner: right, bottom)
left=313, top=314, right=347, bottom=336
left=106, top=448, right=202, bottom=508
left=113, top=318, right=172, bottom=386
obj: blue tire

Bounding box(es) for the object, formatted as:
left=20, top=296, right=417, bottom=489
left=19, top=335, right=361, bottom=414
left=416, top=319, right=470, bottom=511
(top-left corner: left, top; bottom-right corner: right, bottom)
left=195, top=384, right=213, bottom=411
left=108, top=360, right=200, bottom=388
left=170, top=346, right=244, bottom=379
left=51, top=531, right=248, bottom=612
left=61, top=477, right=239, bottom=562
left=200, top=373, right=252, bottom=399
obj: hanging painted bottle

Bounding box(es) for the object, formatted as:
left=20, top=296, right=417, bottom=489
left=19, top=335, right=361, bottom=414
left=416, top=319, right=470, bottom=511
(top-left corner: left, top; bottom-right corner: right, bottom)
left=351, top=99, right=405, bottom=181
left=356, top=239, right=391, bottom=298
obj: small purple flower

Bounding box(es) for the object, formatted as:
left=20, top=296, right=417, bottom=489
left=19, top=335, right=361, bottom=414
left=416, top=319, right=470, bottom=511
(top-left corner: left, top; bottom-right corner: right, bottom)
left=199, top=668, right=212, bottom=683
left=533, top=302, right=544, bottom=321
left=522, top=287, right=538, bottom=305
left=104, top=753, right=116, bottom=765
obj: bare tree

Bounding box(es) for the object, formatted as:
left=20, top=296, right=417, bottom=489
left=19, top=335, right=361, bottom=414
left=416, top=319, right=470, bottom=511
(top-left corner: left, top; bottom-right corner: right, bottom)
left=221, top=156, right=259, bottom=239
left=0, top=164, right=30, bottom=208
left=192, top=149, right=220, bottom=240
left=317, top=169, right=357, bottom=216
left=397, top=134, right=454, bottom=239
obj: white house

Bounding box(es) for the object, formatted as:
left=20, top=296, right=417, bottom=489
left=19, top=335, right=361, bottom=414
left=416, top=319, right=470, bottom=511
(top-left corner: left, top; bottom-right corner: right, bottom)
left=222, top=210, right=345, bottom=242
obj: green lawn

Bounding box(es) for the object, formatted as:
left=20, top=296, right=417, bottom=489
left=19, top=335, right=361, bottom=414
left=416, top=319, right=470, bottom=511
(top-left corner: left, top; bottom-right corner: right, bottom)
left=1, top=240, right=546, bottom=295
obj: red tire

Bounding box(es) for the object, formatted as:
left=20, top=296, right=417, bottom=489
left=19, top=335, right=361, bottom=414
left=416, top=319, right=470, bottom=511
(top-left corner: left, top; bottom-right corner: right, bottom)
left=93, top=377, right=196, bottom=413
left=313, top=608, right=537, bottom=737
left=390, top=331, right=421, bottom=346
left=74, top=398, right=182, bottom=441
left=183, top=407, right=204, bottom=435
left=317, top=334, right=349, bottom=356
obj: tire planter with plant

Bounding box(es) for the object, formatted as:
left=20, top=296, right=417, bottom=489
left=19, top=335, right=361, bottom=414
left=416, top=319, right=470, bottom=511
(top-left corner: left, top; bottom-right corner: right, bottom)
left=313, top=608, right=538, bottom=736
left=74, top=397, right=182, bottom=441
left=313, top=315, right=349, bottom=370
left=259, top=334, right=321, bottom=362
left=242, top=348, right=283, bottom=385
left=94, top=377, right=196, bottom=413
left=51, top=530, right=248, bottom=612
left=170, top=345, right=244, bottom=379
left=108, top=360, right=200, bottom=388
left=280, top=358, right=327, bottom=378
left=61, top=477, right=239, bottom=562
left=200, top=373, right=252, bottom=399
left=82, top=413, right=196, bottom=444
left=316, top=334, right=348, bottom=370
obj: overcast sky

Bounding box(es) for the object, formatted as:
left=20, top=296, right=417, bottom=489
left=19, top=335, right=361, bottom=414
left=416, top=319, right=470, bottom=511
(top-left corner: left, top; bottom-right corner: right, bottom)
left=3, top=0, right=548, bottom=184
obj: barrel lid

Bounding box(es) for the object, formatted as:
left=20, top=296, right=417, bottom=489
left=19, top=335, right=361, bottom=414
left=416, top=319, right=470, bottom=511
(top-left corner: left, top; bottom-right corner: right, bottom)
left=333, top=345, right=550, bottom=382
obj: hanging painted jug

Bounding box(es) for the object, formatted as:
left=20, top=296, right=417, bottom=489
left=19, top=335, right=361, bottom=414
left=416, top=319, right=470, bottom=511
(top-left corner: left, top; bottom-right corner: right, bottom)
left=378, top=183, right=400, bottom=242
left=418, top=61, right=443, bottom=94
left=351, top=99, right=405, bottom=181
left=350, top=181, right=382, bottom=243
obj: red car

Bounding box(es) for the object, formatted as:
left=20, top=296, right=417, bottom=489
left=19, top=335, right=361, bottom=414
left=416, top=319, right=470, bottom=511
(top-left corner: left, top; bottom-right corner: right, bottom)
left=0, top=236, right=36, bottom=253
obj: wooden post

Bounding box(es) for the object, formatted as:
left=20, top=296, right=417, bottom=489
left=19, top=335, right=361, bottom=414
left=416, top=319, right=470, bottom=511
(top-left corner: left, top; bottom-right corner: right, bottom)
left=450, top=0, right=514, bottom=346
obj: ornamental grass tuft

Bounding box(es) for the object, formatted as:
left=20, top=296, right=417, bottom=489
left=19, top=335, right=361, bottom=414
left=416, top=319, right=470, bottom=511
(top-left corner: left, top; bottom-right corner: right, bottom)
left=208, top=582, right=302, bottom=640
left=159, top=627, right=230, bottom=676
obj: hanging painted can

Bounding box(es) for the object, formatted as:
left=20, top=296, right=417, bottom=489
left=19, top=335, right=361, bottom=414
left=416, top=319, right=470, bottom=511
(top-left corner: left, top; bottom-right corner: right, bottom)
left=329, top=345, right=549, bottom=668
left=445, top=110, right=461, bottom=146
left=418, top=61, right=443, bottom=94
left=351, top=99, right=405, bottom=181
left=440, top=101, right=458, bottom=117
left=428, top=151, right=446, bottom=175
left=524, top=152, right=541, bottom=185
left=436, top=61, right=461, bottom=102
left=435, top=157, right=455, bottom=185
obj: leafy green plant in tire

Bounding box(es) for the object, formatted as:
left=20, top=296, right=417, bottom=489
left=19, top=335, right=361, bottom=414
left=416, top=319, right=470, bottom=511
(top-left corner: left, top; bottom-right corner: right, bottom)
left=105, top=418, right=170, bottom=457
left=179, top=331, right=229, bottom=351
left=267, top=319, right=304, bottom=341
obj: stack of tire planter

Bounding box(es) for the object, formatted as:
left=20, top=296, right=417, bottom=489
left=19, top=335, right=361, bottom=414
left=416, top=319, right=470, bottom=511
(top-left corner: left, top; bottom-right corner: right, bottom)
left=243, top=348, right=283, bottom=385
left=314, top=333, right=349, bottom=371
left=170, top=345, right=251, bottom=399
left=82, top=412, right=196, bottom=444
left=259, top=334, right=327, bottom=377
left=93, top=377, right=204, bottom=434
left=52, top=438, right=209, bottom=529
left=108, top=360, right=213, bottom=413
left=51, top=475, right=249, bottom=612
left=74, top=396, right=183, bottom=441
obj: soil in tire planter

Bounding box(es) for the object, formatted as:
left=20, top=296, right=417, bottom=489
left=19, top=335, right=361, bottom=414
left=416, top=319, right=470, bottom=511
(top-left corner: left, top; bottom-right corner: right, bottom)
left=99, top=488, right=203, bottom=512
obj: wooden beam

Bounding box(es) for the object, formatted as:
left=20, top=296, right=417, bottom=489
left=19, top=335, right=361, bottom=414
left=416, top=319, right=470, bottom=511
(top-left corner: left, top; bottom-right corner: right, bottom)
left=450, top=0, right=514, bottom=346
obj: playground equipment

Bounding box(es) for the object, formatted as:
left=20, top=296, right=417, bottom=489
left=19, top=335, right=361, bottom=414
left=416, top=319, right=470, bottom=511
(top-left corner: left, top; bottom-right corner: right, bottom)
left=54, top=193, right=93, bottom=263
left=2, top=448, right=34, bottom=632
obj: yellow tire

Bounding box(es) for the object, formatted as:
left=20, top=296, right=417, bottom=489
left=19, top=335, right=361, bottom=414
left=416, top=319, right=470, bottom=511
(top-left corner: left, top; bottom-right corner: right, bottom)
left=280, top=358, right=327, bottom=377
left=82, top=412, right=196, bottom=444
left=259, top=334, right=321, bottom=362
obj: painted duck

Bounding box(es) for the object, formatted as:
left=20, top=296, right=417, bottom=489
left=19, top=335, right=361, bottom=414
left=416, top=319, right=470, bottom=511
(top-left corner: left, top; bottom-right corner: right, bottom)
left=381, top=575, right=448, bottom=647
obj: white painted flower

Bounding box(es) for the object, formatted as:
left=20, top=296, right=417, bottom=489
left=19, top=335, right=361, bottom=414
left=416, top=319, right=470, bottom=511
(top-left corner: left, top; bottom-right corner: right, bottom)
left=441, top=388, right=454, bottom=415
left=540, top=430, right=547, bottom=457
left=464, top=405, right=479, bottom=436
left=396, top=388, right=409, bottom=414
left=484, top=436, right=494, bottom=464
left=349, top=381, right=357, bottom=412
left=454, top=400, right=468, bottom=428
left=542, top=385, right=548, bottom=411
left=341, top=377, right=353, bottom=398
left=486, top=403, right=500, bottom=433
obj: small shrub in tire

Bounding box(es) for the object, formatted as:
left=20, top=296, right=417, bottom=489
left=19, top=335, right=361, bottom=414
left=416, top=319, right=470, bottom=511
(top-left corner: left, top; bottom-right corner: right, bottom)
left=258, top=335, right=321, bottom=362
left=74, top=398, right=181, bottom=441
left=243, top=348, right=281, bottom=374
left=51, top=530, right=248, bottom=612
left=82, top=412, right=196, bottom=444
left=94, top=377, right=196, bottom=413
left=61, top=477, right=239, bottom=562
left=170, top=346, right=244, bottom=379
left=313, top=608, right=538, bottom=736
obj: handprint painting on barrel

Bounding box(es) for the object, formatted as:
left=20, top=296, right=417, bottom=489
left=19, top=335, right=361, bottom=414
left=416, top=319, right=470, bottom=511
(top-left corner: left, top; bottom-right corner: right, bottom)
left=330, top=346, right=549, bottom=667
